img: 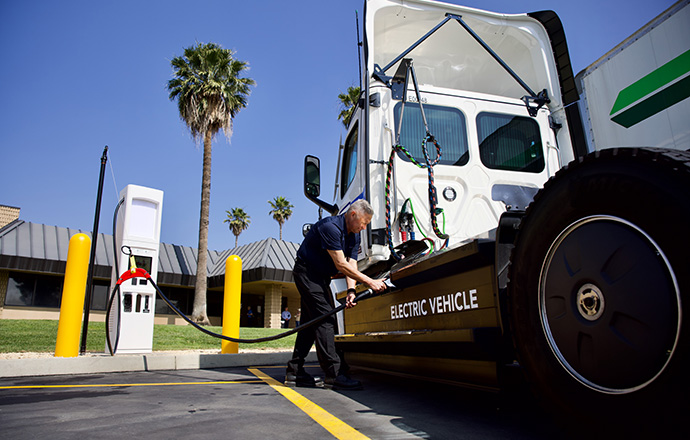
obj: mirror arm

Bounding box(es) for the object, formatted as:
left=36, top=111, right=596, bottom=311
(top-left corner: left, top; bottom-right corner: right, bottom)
left=306, top=195, right=339, bottom=216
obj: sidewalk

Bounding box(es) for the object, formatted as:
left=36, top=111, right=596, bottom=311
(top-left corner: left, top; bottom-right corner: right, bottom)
left=0, top=349, right=317, bottom=378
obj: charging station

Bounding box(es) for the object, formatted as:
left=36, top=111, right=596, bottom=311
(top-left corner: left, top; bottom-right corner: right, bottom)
left=107, top=184, right=163, bottom=354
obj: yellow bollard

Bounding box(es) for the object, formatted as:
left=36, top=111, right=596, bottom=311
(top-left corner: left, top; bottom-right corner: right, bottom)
left=55, top=233, right=91, bottom=357
left=222, top=255, right=242, bottom=354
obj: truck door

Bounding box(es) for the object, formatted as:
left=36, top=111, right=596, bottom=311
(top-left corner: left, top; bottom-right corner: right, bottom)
left=337, top=119, right=363, bottom=211
left=335, top=109, right=377, bottom=262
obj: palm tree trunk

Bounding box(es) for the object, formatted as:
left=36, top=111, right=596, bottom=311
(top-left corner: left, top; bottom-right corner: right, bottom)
left=192, top=129, right=213, bottom=325
left=235, top=235, right=238, bottom=248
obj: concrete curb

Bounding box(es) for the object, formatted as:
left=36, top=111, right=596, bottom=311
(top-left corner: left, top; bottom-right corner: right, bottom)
left=0, top=351, right=318, bottom=378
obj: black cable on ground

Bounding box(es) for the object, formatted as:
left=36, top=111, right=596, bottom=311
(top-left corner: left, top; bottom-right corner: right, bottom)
left=105, top=267, right=381, bottom=349
left=105, top=198, right=125, bottom=356
left=150, top=274, right=378, bottom=344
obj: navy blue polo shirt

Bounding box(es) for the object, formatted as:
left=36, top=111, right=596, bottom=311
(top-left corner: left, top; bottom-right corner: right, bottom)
left=296, top=214, right=359, bottom=278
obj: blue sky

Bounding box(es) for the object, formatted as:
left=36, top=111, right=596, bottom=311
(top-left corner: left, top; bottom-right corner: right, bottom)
left=0, top=0, right=675, bottom=250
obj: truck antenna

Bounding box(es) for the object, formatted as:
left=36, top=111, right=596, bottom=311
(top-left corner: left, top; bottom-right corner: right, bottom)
left=356, top=10, right=362, bottom=89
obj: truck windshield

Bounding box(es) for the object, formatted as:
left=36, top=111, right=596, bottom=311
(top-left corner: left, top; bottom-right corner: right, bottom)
left=394, top=102, right=468, bottom=166
left=477, top=112, right=544, bottom=173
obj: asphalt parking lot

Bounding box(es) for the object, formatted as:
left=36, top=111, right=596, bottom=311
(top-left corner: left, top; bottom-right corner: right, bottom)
left=0, top=361, right=571, bottom=440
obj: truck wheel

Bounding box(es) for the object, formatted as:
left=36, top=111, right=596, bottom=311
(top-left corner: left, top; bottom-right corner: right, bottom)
left=507, top=148, right=689, bottom=432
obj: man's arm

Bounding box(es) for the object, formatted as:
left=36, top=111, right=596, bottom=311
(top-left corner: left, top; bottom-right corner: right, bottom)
left=327, top=249, right=386, bottom=293
left=345, top=258, right=360, bottom=308
left=346, top=258, right=357, bottom=290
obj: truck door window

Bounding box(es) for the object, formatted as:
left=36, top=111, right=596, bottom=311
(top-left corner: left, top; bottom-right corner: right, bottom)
left=394, top=103, right=468, bottom=166
left=477, top=113, right=545, bottom=173
left=341, top=122, right=358, bottom=198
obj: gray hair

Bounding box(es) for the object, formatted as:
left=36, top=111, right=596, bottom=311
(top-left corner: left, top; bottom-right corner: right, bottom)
left=347, top=199, right=374, bottom=216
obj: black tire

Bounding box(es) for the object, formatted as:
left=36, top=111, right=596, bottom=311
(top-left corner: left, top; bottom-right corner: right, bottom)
left=507, top=148, right=690, bottom=435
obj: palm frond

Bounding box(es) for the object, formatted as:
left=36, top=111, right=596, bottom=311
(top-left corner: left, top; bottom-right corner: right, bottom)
left=167, top=42, right=256, bottom=142
left=337, top=86, right=361, bottom=128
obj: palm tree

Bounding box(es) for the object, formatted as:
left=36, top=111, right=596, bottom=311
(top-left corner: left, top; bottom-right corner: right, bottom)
left=268, top=196, right=294, bottom=240
left=224, top=208, right=251, bottom=248
left=168, top=42, right=254, bottom=325
left=337, top=86, right=361, bottom=128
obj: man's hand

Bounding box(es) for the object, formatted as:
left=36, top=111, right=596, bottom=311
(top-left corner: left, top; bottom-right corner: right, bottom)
left=367, top=278, right=387, bottom=293
left=346, top=291, right=357, bottom=309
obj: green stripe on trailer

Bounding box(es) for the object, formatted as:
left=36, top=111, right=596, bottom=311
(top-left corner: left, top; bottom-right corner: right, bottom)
left=610, top=49, right=690, bottom=128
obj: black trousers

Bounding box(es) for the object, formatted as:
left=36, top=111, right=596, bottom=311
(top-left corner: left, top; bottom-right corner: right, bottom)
left=287, top=260, right=347, bottom=379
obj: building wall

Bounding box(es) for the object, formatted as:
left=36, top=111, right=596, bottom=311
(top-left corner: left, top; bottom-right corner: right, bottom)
left=0, top=205, right=20, bottom=228
left=0, top=270, right=8, bottom=316
left=264, top=284, right=282, bottom=329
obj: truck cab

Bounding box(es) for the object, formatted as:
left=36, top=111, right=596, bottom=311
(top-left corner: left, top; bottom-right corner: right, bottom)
left=309, top=0, right=577, bottom=269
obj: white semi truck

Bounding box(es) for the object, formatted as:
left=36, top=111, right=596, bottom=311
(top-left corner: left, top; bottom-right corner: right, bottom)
left=303, top=0, right=689, bottom=428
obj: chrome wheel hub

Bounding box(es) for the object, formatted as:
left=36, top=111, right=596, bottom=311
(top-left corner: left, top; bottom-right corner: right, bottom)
left=576, top=283, right=604, bottom=321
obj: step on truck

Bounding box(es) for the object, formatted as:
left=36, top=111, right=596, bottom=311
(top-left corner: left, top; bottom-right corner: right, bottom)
left=303, top=0, right=690, bottom=430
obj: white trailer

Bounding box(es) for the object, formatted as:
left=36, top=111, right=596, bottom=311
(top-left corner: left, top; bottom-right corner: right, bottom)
left=576, top=0, right=690, bottom=152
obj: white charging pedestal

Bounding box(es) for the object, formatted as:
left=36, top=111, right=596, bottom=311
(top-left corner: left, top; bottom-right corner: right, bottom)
left=107, top=184, right=163, bottom=354
left=330, top=278, right=348, bottom=335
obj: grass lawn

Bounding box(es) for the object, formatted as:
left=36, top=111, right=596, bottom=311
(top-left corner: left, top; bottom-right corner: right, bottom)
left=0, top=319, right=296, bottom=354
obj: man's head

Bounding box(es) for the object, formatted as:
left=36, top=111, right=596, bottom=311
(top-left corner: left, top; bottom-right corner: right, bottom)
left=345, top=199, right=374, bottom=234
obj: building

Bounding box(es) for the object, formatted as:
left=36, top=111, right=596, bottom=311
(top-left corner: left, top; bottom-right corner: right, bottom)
left=0, top=205, right=301, bottom=329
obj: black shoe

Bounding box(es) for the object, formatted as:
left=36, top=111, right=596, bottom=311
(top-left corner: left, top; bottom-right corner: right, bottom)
left=285, top=371, right=324, bottom=388
left=324, top=374, right=363, bottom=390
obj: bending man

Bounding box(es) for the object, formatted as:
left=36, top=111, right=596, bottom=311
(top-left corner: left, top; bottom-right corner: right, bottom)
left=285, top=199, right=386, bottom=389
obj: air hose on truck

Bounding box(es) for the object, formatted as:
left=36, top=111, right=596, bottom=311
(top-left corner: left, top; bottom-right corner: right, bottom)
left=384, top=58, right=449, bottom=261
left=105, top=200, right=390, bottom=355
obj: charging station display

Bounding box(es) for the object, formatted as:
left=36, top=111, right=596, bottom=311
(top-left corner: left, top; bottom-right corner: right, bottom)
left=107, top=184, right=163, bottom=354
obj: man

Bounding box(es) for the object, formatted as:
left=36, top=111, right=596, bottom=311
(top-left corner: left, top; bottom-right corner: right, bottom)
left=281, top=307, right=291, bottom=328
left=285, top=200, right=386, bottom=389
left=246, top=306, right=255, bottom=327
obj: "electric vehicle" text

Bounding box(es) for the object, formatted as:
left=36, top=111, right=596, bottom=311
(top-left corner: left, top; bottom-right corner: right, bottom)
left=390, top=289, right=479, bottom=320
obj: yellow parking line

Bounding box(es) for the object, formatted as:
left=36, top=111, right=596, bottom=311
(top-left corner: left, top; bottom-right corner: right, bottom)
left=248, top=368, right=369, bottom=440
left=0, top=379, right=262, bottom=390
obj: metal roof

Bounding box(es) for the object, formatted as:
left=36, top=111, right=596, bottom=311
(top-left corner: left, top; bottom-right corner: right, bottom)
left=0, top=220, right=298, bottom=287
left=209, top=238, right=300, bottom=287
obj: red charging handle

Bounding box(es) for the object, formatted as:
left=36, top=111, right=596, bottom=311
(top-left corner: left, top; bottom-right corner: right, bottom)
left=116, top=268, right=151, bottom=285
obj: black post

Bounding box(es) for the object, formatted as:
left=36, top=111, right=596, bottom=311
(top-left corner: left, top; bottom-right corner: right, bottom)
left=80, top=146, right=108, bottom=354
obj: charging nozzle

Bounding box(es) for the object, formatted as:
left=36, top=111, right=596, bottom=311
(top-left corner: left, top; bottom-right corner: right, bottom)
left=351, top=278, right=397, bottom=303
left=129, top=255, right=137, bottom=273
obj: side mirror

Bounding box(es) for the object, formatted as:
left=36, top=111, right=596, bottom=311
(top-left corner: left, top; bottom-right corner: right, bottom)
left=304, top=155, right=321, bottom=197
left=302, top=223, right=312, bottom=237
left=303, top=155, right=338, bottom=215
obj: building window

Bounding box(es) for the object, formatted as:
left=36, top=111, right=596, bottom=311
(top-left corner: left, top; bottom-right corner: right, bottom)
left=5, top=272, right=61, bottom=308
left=5, top=272, right=34, bottom=306
left=89, top=281, right=110, bottom=311
left=155, top=286, right=192, bottom=315
left=4, top=272, right=111, bottom=310
left=477, top=112, right=545, bottom=173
